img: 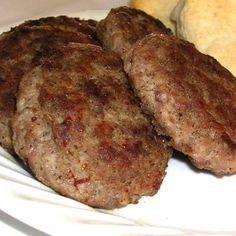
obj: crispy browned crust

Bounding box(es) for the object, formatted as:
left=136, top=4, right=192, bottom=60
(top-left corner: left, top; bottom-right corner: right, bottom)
left=13, top=43, right=172, bottom=209
left=124, top=33, right=236, bottom=176
left=0, top=17, right=99, bottom=153
left=96, top=6, right=172, bottom=59
left=17, top=16, right=97, bottom=40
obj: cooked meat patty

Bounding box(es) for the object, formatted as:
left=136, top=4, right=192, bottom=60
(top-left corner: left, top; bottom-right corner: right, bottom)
left=124, top=33, right=236, bottom=176
left=0, top=20, right=98, bottom=154
left=12, top=43, right=172, bottom=209
left=131, top=0, right=179, bottom=32
left=96, top=6, right=172, bottom=59
left=18, top=15, right=97, bottom=40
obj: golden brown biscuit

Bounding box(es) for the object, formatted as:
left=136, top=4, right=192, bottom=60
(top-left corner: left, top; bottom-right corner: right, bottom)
left=206, top=37, right=236, bottom=77
left=172, top=0, right=236, bottom=76
left=131, top=0, right=179, bottom=32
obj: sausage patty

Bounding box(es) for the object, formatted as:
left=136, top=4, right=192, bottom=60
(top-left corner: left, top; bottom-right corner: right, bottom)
left=96, top=6, right=172, bottom=59
left=124, top=33, right=236, bottom=176
left=0, top=16, right=98, bottom=153
left=13, top=43, right=172, bottom=209
left=18, top=15, right=97, bottom=40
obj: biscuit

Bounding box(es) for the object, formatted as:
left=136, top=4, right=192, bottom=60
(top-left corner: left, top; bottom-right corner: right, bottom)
left=206, top=37, right=236, bottom=77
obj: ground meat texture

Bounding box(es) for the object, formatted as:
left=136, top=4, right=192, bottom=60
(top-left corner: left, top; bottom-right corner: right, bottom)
left=0, top=17, right=99, bottom=154
left=96, top=6, right=172, bottom=60
left=17, top=15, right=97, bottom=40
left=12, top=43, right=172, bottom=209
left=124, top=33, right=236, bottom=177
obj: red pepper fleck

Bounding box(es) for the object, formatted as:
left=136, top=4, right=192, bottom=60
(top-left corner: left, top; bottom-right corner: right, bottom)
left=69, top=170, right=90, bottom=189
left=74, top=177, right=91, bottom=186
left=31, top=116, right=37, bottom=122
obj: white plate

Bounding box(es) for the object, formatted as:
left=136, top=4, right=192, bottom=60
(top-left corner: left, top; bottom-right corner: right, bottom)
left=0, top=9, right=236, bottom=236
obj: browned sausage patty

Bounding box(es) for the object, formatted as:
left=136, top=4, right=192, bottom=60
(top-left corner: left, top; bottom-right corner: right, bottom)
left=18, top=15, right=97, bottom=40
left=96, top=6, right=172, bottom=59
left=12, top=43, right=172, bottom=209
left=0, top=17, right=98, bottom=153
left=124, top=33, right=236, bottom=176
